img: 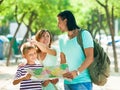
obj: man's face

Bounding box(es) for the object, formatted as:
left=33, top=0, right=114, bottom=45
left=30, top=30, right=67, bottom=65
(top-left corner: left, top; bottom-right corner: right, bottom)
left=57, top=17, right=67, bottom=32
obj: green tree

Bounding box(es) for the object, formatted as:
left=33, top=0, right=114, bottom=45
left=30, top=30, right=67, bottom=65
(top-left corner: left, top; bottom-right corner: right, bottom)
left=96, top=0, right=119, bottom=72
left=0, top=0, right=71, bottom=66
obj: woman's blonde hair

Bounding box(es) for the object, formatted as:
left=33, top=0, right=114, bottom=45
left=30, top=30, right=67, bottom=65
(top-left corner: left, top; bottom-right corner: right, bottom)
left=35, top=29, right=53, bottom=53
left=35, top=29, right=53, bottom=47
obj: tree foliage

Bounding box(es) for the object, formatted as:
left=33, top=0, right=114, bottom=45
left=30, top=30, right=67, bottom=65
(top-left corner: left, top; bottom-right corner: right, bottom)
left=1, top=0, right=120, bottom=36
left=0, top=0, right=70, bottom=36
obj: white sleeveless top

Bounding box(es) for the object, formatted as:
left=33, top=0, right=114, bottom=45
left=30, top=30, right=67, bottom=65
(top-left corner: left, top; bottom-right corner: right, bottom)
left=39, top=46, right=59, bottom=66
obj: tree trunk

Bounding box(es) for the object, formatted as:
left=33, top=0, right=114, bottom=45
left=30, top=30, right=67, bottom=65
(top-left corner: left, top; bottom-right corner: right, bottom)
left=96, top=0, right=118, bottom=72
left=6, top=23, right=21, bottom=66
left=6, top=6, right=26, bottom=66
left=105, top=5, right=118, bottom=72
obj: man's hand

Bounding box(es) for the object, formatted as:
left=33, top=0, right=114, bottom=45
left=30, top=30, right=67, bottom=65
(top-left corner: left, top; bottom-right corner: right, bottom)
left=63, top=70, right=77, bottom=79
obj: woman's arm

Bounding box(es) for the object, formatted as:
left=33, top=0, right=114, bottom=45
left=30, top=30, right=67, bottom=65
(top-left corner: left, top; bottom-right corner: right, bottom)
left=60, top=52, right=66, bottom=64
left=37, top=42, right=56, bottom=56
left=29, top=39, right=57, bottom=56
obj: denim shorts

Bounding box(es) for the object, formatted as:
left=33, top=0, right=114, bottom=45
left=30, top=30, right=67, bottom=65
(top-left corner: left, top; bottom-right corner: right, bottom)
left=64, top=82, right=92, bottom=90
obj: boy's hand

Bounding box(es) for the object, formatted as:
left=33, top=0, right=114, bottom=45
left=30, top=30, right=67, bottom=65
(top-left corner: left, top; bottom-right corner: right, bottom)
left=18, top=63, right=25, bottom=67
left=50, top=78, right=59, bottom=84
left=24, top=73, right=31, bottom=80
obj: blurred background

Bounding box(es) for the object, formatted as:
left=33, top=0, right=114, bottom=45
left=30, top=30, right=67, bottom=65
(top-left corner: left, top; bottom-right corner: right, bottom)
left=0, top=0, right=120, bottom=90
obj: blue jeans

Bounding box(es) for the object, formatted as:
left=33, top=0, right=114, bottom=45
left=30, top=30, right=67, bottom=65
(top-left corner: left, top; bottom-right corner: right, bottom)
left=64, top=82, right=92, bottom=90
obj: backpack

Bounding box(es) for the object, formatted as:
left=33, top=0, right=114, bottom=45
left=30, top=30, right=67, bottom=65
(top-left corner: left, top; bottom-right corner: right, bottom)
left=77, top=29, right=111, bottom=86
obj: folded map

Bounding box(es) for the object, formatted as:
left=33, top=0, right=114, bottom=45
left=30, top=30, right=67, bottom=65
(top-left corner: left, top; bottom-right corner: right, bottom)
left=26, top=63, right=69, bottom=80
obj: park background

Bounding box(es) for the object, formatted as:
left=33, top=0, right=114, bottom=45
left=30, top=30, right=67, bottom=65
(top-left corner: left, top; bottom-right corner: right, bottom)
left=0, top=0, right=120, bottom=90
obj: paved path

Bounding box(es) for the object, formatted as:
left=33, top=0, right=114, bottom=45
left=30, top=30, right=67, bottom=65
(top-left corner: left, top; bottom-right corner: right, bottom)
left=0, top=60, right=120, bottom=90
left=0, top=63, right=19, bottom=90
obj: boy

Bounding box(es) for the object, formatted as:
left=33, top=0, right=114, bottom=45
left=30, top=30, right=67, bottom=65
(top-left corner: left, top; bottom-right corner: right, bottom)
left=13, top=42, right=43, bottom=90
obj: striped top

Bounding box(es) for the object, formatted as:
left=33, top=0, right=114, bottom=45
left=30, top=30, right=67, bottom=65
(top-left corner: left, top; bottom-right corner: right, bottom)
left=14, top=64, right=43, bottom=90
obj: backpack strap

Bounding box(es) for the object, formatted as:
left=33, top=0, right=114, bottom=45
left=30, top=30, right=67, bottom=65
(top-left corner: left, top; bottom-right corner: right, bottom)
left=77, top=29, right=85, bottom=56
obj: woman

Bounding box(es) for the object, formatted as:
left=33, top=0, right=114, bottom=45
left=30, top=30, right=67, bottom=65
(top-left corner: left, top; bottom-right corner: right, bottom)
left=57, top=10, right=94, bottom=90
left=29, top=29, right=59, bottom=90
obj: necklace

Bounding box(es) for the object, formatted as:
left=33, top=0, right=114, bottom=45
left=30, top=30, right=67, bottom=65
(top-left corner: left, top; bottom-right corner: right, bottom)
left=68, top=29, right=79, bottom=39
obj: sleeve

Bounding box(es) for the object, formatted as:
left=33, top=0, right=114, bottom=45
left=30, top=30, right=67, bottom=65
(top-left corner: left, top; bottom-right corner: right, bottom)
left=58, top=34, right=67, bottom=52
left=58, top=38, right=63, bottom=52
left=82, top=30, right=94, bottom=48
left=14, top=67, right=23, bottom=80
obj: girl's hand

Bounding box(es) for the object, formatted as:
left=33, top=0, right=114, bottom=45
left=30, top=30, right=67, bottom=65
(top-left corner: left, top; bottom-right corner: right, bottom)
left=50, top=78, right=59, bottom=84
left=27, top=39, right=37, bottom=46
left=42, top=80, right=50, bottom=87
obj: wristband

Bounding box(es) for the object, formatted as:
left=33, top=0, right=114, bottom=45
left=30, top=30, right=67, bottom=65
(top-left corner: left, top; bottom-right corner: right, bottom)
left=76, top=70, right=80, bottom=76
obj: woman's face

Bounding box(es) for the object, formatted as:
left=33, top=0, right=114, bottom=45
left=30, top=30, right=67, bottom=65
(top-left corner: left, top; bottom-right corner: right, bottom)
left=39, top=32, right=51, bottom=46
left=57, top=17, right=68, bottom=32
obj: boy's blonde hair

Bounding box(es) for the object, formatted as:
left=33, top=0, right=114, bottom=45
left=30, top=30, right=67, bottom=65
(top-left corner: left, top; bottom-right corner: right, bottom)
left=20, top=42, right=36, bottom=55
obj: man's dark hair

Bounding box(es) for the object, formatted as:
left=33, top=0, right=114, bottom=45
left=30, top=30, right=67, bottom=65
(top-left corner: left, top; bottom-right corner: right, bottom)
left=57, top=10, right=80, bottom=31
